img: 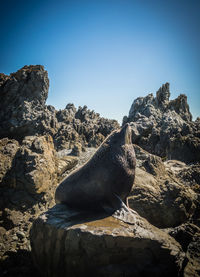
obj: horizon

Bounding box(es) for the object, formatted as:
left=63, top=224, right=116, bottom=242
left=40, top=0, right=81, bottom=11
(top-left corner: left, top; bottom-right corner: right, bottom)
left=1, top=0, right=200, bottom=124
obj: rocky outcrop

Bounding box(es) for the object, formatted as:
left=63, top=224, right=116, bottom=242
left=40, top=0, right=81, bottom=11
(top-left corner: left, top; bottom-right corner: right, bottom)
left=0, top=65, right=57, bottom=139
left=0, top=137, right=90, bottom=276
left=30, top=204, right=185, bottom=277
left=54, top=104, right=119, bottom=150
left=123, top=83, right=200, bottom=163
left=0, top=65, right=119, bottom=150
left=0, top=135, right=57, bottom=195
left=128, top=145, right=198, bottom=228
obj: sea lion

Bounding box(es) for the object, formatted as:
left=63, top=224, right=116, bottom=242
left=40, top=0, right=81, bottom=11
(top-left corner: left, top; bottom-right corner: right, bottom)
left=55, top=123, right=136, bottom=216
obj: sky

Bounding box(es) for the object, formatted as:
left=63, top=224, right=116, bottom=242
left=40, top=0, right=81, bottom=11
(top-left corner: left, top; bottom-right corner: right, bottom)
left=0, top=0, right=200, bottom=123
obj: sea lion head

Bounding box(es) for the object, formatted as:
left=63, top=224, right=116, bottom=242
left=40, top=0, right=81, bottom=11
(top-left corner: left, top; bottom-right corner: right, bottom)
left=107, top=123, right=133, bottom=148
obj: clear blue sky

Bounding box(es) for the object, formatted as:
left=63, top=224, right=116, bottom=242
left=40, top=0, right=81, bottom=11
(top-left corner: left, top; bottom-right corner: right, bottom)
left=1, top=0, right=200, bottom=123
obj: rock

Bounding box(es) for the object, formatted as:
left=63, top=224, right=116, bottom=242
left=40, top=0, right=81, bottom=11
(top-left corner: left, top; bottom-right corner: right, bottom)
left=166, top=223, right=200, bottom=252
left=30, top=204, right=185, bottom=277
left=0, top=138, right=19, bottom=186
left=88, top=133, right=105, bottom=147
left=0, top=135, right=58, bottom=195
left=54, top=104, right=119, bottom=151
left=156, top=82, right=170, bottom=108
left=184, top=232, right=200, bottom=277
left=0, top=65, right=56, bottom=139
left=128, top=145, right=198, bottom=228
left=0, top=145, right=99, bottom=274
left=16, top=231, right=26, bottom=240
left=123, top=83, right=200, bottom=163
left=0, top=209, right=24, bottom=230
left=0, top=65, right=119, bottom=151
left=164, top=223, right=200, bottom=276
left=55, top=155, right=78, bottom=181
left=71, top=142, right=83, bottom=156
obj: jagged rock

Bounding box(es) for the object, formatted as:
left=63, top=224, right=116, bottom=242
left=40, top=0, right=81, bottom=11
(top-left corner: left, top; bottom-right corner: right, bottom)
left=0, top=65, right=119, bottom=150
left=123, top=83, right=200, bottom=163
left=166, top=223, right=200, bottom=252
left=0, top=138, right=19, bottom=185
left=0, top=65, right=58, bottom=139
left=128, top=145, right=198, bottom=228
left=0, top=135, right=58, bottom=236
left=30, top=204, right=185, bottom=277
left=156, top=82, right=170, bottom=107
left=164, top=223, right=200, bottom=276
left=56, top=156, right=78, bottom=179
left=184, top=232, right=200, bottom=277
left=0, top=135, right=80, bottom=204
left=165, top=160, right=200, bottom=226
left=71, top=142, right=83, bottom=156
left=54, top=104, right=119, bottom=151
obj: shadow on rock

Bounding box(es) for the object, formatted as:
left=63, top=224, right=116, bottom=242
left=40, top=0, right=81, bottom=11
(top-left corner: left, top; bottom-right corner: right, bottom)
left=0, top=249, right=40, bottom=277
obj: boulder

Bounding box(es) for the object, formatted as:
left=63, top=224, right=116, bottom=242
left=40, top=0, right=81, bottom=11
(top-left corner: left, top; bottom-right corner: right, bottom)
left=128, top=145, right=198, bottom=228
left=123, top=83, right=200, bottom=163
left=0, top=135, right=58, bottom=195
left=30, top=204, right=185, bottom=277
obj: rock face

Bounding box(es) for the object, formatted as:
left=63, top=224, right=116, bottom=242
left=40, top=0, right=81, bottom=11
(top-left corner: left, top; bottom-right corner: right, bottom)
left=0, top=65, right=119, bottom=149
left=30, top=204, right=185, bottom=277
left=165, top=223, right=200, bottom=276
left=0, top=65, right=54, bottom=139
left=0, top=135, right=57, bottom=195
left=123, top=83, right=200, bottom=163
left=0, top=137, right=92, bottom=276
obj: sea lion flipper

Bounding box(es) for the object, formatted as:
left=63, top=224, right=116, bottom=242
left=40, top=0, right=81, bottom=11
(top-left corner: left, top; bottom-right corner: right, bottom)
left=102, top=193, right=130, bottom=212
left=101, top=193, right=124, bottom=214
left=102, top=194, right=138, bottom=225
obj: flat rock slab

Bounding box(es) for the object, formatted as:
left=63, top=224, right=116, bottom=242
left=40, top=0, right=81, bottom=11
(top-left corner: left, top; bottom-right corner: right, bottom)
left=30, top=204, right=185, bottom=277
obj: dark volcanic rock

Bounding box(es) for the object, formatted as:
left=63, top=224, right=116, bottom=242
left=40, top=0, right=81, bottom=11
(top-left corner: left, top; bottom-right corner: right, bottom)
left=123, top=83, right=200, bottom=163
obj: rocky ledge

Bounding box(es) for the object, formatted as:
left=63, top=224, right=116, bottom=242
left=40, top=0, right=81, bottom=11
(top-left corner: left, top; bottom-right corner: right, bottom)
left=30, top=204, right=185, bottom=277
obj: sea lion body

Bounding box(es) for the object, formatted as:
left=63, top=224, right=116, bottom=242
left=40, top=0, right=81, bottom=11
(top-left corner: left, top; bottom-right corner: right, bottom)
left=55, top=123, right=136, bottom=212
